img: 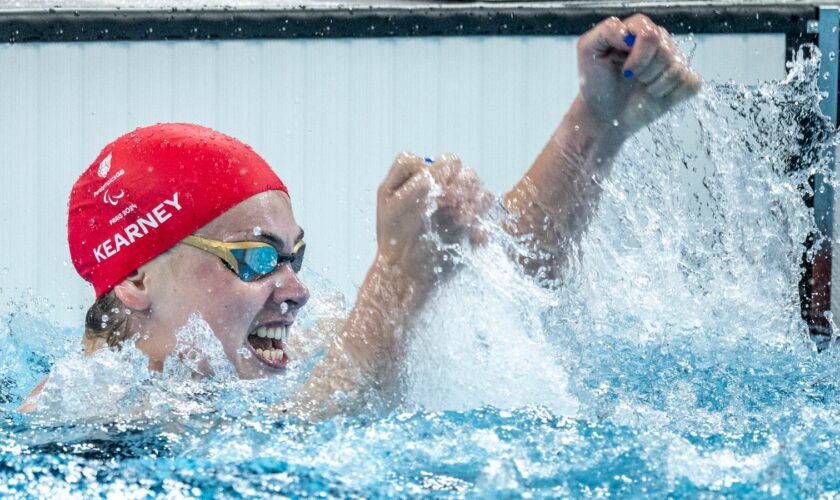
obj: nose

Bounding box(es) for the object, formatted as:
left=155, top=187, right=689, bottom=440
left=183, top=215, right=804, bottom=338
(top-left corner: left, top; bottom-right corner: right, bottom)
left=269, top=264, right=310, bottom=312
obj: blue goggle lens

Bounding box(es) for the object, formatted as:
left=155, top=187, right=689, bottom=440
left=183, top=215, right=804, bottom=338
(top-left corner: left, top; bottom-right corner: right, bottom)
left=230, top=244, right=305, bottom=282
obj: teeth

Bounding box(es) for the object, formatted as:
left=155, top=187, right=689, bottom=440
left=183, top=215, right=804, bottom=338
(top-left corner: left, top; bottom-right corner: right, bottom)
left=255, top=347, right=284, bottom=362
left=253, top=326, right=290, bottom=342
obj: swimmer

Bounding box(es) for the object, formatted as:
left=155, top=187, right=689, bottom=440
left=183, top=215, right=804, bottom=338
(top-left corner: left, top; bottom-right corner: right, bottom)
left=19, top=14, right=700, bottom=417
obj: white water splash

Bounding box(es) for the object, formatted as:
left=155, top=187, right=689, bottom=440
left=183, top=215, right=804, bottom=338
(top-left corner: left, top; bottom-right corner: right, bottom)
left=402, top=46, right=837, bottom=423
left=403, top=239, right=579, bottom=416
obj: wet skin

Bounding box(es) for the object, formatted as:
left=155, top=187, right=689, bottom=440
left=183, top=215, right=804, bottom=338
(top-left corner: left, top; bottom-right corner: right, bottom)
left=128, top=190, right=310, bottom=379
left=21, top=13, right=701, bottom=415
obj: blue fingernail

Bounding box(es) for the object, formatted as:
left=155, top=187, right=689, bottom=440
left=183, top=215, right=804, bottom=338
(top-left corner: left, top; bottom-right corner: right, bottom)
left=623, top=69, right=634, bottom=78
left=424, top=157, right=434, bottom=164
left=624, top=32, right=636, bottom=47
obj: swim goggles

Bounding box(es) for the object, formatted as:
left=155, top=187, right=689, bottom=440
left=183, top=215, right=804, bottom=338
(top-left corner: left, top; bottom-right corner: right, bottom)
left=182, top=235, right=305, bottom=282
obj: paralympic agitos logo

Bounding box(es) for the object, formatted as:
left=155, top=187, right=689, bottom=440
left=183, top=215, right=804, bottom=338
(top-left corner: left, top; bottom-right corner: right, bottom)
left=103, top=189, right=125, bottom=206
left=89, top=154, right=184, bottom=264
left=92, top=192, right=183, bottom=263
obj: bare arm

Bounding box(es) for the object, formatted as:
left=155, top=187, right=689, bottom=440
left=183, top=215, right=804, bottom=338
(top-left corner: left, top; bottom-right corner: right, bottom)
left=288, top=154, right=487, bottom=419
left=505, top=14, right=702, bottom=281
left=284, top=14, right=702, bottom=418
left=504, top=97, right=628, bottom=281
left=291, top=259, right=425, bottom=418
left=17, top=376, right=48, bottom=413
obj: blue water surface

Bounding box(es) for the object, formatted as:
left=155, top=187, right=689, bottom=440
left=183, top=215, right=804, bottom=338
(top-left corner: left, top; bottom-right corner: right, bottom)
left=2, top=49, right=840, bottom=498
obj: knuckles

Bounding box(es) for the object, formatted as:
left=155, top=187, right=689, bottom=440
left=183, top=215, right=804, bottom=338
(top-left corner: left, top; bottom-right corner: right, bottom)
left=688, top=72, right=703, bottom=92
left=636, top=27, right=661, bottom=45
left=602, top=16, right=623, bottom=32
left=623, top=13, right=654, bottom=28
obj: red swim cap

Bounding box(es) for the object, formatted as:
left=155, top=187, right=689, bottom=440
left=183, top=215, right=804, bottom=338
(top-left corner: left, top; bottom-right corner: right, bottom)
left=68, top=123, right=288, bottom=298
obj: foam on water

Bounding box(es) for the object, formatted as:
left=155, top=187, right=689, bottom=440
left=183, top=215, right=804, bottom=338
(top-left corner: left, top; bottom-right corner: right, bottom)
left=403, top=240, right=579, bottom=415
left=1, top=47, right=839, bottom=496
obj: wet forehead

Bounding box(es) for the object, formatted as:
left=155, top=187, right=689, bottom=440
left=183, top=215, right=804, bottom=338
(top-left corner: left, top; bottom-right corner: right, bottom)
left=198, top=190, right=300, bottom=246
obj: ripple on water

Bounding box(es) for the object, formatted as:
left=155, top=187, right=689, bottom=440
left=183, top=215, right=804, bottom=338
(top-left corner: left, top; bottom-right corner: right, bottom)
left=1, top=46, right=839, bottom=496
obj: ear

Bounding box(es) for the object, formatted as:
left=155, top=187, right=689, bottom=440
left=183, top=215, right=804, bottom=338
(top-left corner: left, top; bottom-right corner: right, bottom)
left=113, top=269, right=152, bottom=311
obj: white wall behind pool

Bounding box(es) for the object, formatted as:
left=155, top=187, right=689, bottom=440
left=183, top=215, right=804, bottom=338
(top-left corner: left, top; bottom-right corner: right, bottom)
left=0, top=33, right=785, bottom=326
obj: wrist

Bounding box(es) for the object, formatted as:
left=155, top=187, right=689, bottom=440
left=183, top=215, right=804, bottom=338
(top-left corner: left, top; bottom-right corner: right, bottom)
left=565, top=94, right=633, bottom=149
left=368, top=252, right=430, bottom=309
left=538, top=95, right=630, bottom=184
left=505, top=95, right=630, bottom=218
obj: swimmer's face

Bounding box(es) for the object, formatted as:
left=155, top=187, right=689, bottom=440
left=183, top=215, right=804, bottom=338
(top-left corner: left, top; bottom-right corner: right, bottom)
left=135, top=190, right=310, bottom=379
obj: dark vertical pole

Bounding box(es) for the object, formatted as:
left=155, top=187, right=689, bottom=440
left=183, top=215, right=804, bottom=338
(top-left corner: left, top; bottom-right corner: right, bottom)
left=793, top=19, right=821, bottom=340
left=802, top=7, right=839, bottom=346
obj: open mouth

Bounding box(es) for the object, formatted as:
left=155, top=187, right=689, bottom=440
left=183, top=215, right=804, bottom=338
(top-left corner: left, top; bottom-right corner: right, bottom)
left=246, top=325, right=289, bottom=369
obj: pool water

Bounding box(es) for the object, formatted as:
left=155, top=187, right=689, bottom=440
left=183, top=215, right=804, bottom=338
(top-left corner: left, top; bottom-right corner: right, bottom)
left=1, top=48, right=839, bottom=497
